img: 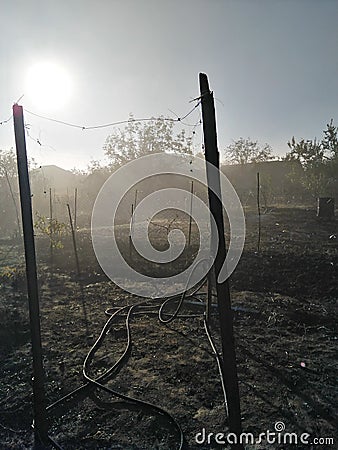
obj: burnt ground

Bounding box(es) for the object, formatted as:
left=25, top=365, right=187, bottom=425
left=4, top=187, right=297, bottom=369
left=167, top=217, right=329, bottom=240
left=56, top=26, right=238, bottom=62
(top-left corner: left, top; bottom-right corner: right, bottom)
left=0, top=207, right=337, bottom=449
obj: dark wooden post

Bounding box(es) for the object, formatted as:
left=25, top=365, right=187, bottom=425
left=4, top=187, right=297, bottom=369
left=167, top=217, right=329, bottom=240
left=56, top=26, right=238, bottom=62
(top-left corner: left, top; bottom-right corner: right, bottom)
left=13, top=104, right=49, bottom=448
left=199, top=73, right=243, bottom=449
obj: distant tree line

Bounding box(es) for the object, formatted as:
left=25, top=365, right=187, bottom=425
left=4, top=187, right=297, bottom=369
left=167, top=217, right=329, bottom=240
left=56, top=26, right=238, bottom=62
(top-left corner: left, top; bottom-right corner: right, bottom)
left=0, top=118, right=336, bottom=238
left=285, top=119, right=337, bottom=198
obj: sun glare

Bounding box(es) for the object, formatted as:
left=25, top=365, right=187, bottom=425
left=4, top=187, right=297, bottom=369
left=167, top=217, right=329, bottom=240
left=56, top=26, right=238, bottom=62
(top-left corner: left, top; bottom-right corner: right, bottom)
left=25, top=61, right=72, bottom=111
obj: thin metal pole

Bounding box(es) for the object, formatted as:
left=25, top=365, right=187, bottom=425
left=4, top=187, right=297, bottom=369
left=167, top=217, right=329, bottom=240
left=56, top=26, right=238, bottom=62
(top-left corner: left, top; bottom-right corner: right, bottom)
left=4, top=168, right=22, bottom=237
left=13, top=104, right=49, bottom=448
left=257, top=172, right=261, bottom=253
left=129, top=202, right=134, bottom=260
left=49, top=187, right=54, bottom=268
left=74, top=187, right=78, bottom=231
left=67, top=203, right=80, bottom=277
left=206, top=266, right=215, bottom=323
left=134, top=189, right=138, bottom=212
left=188, top=180, right=194, bottom=246
left=199, top=73, right=243, bottom=449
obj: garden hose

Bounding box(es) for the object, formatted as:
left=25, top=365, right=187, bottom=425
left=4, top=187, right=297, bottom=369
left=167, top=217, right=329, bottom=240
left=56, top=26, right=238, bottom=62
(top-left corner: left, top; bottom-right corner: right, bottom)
left=45, top=275, right=229, bottom=450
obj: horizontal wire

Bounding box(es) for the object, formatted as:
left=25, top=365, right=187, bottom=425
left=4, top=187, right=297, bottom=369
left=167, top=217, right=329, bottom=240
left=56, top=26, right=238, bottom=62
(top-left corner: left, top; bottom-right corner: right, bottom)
left=0, top=115, right=13, bottom=125
left=20, top=103, right=202, bottom=154
left=23, top=101, right=200, bottom=131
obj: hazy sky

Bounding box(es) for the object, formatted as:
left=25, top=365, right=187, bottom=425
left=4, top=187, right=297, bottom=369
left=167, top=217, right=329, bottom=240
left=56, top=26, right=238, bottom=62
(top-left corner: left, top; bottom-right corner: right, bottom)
left=1, top=0, right=337, bottom=170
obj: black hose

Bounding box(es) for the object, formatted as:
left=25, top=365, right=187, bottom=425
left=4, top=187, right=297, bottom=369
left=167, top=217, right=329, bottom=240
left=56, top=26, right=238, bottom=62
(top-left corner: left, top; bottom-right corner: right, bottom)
left=45, top=273, right=229, bottom=450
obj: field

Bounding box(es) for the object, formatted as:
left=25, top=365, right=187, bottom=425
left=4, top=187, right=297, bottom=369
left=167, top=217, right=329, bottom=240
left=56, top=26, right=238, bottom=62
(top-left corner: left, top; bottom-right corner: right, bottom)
left=0, top=206, right=337, bottom=449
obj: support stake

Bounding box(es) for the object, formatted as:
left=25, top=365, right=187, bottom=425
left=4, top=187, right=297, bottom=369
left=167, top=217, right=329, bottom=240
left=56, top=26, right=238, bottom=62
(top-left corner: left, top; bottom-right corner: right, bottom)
left=67, top=203, right=81, bottom=278
left=49, top=187, right=54, bottom=270
left=74, top=187, right=78, bottom=231
left=199, top=73, right=243, bottom=449
left=257, top=172, right=261, bottom=253
left=188, top=180, right=194, bottom=246
left=13, top=104, right=49, bottom=448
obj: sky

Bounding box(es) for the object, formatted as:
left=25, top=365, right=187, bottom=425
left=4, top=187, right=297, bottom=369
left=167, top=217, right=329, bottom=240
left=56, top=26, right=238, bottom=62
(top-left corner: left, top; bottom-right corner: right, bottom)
left=1, top=0, right=337, bottom=170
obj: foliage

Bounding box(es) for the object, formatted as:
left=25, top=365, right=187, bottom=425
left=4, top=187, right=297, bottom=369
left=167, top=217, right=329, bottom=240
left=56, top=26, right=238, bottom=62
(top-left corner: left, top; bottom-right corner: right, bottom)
left=0, top=265, right=19, bottom=282
left=286, top=119, right=338, bottom=197
left=0, top=148, right=17, bottom=177
left=34, top=212, right=68, bottom=249
left=286, top=137, right=325, bottom=167
left=260, top=174, right=275, bottom=209
left=0, top=147, right=36, bottom=175
left=104, top=115, right=193, bottom=168
left=0, top=148, right=22, bottom=236
left=225, top=138, right=273, bottom=165
left=70, top=160, right=110, bottom=177
left=322, top=119, right=338, bottom=159
left=86, top=159, right=111, bottom=175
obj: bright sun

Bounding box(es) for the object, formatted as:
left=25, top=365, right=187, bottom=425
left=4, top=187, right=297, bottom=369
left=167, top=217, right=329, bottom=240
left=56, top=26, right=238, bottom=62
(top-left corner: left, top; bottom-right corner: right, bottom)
left=25, top=61, right=72, bottom=111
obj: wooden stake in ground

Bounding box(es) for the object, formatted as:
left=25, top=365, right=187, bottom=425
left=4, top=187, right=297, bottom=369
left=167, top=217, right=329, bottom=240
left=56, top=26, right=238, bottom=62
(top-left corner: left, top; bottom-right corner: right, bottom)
left=199, top=73, right=244, bottom=450
left=13, top=103, right=49, bottom=448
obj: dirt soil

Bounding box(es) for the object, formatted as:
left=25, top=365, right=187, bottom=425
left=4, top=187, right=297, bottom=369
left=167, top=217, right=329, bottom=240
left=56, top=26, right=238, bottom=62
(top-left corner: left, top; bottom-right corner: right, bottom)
left=0, top=207, right=337, bottom=449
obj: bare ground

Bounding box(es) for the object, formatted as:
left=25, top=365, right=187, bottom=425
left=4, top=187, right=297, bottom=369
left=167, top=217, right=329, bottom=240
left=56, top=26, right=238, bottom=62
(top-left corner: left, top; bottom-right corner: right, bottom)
left=0, top=207, right=337, bottom=449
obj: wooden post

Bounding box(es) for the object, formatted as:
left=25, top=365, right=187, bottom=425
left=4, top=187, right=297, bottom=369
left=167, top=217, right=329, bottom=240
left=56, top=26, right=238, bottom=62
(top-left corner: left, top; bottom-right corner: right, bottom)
left=13, top=104, right=49, bottom=448
left=199, top=73, right=243, bottom=449
left=257, top=172, right=261, bottom=253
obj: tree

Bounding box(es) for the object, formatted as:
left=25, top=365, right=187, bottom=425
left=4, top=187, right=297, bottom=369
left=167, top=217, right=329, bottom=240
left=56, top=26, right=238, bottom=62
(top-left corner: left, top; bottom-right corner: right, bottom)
left=286, top=137, right=325, bottom=166
left=0, top=148, right=17, bottom=178
left=0, top=149, right=21, bottom=236
left=104, top=115, right=193, bottom=168
left=225, top=138, right=273, bottom=165
left=34, top=212, right=68, bottom=249
left=86, top=159, right=111, bottom=176
left=322, top=119, right=338, bottom=159
left=286, top=119, right=338, bottom=197
left=0, top=149, right=37, bottom=237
